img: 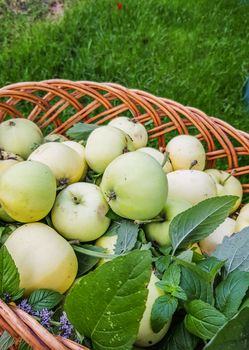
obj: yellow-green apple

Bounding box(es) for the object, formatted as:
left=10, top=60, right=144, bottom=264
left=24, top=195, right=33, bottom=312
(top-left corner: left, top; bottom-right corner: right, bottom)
left=108, top=116, right=148, bottom=149
left=135, top=272, right=171, bottom=347
left=85, top=125, right=135, bottom=173
left=167, top=170, right=217, bottom=205
left=199, top=217, right=236, bottom=255
left=144, top=198, right=192, bottom=246
left=100, top=152, right=168, bottom=220
left=44, top=133, right=68, bottom=142
left=51, top=182, right=110, bottom=241
left=63, top=140, right=88, bottom=179
left=205, top=169, right=243, bottom=213
left=166, top=135, right=206, bottom=171
left=5, top=223, right=78, bottom=295
left=235, top=203, right=249, bottom=232
left=95, top=231, right=118, bottom=265
left=0, top=161, right=56, bottom=222
left=137, top=147, right=173, bottom=173
left=0, top=159, right=20, bottom=174
left=28, top=142, right=85, bottom=186
left=0, top=118, right=43, bottom=159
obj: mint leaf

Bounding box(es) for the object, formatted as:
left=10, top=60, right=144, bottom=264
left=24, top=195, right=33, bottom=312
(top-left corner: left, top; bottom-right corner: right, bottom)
left=215, top=271, right=249, bottom=318
left=76, top=245, right=106, bottom=276
left=203, top=307, right=249, bottom=350
left=65, top=250, right=152, bottom=350
left=0, top=331, right=15, bottom=350
left=28, top=289, right=63, bottom=311
left=66, top=122, right=99, bottom=141
left=115, top=220, right=139, bottom=254
left=180, top=266, right=213, bottom=303
left=197, top=256, right=225, bottom=282
left=169, top=196, right=237, bottom=254
left=151, top=295, right=178, bottom=333
left=162, top=263, right=181, bottom=285
left=185, top=300, right=227, bottom=340
left=155, top=256, right=171, bottom=275
left=164, top=322, right=199, bottom=350
left=18, top=340, right=33, bottom=350
left=0, top=246, right=20, bottom=297
left=212, top=227, right=249, bottom=276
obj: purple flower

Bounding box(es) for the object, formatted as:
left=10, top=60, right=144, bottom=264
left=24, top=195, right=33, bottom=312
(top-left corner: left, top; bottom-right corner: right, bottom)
left=3, top=293, right=11, bottom=303
left=59, top=311, right=73, bottom=338
left=18, top=299, right=33, bottom=314
left=36, top=309, right=54, bottom=330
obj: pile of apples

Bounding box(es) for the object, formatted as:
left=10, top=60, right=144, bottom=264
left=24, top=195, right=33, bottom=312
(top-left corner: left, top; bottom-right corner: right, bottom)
left=0, top=116, right=248, bottom=346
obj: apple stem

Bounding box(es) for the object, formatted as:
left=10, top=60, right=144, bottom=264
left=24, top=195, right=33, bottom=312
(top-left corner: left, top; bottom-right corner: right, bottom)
left=72, top=244, right=121, bottom=259
left=134, top=217, right=165, bottom=225
left=221, top=169, right=236, bottom=185
left=161, top=151, right=170, bottom=168
left=189, top=160, right=198, bottom=169
left=107, top=191, right=117, bottom=202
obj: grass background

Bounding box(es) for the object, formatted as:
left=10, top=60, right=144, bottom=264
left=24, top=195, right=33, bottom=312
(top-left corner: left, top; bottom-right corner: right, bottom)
left=1, top=0, right=249, bottom=131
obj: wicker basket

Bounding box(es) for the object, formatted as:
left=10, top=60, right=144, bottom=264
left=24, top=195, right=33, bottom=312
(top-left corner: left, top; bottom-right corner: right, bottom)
left=0, top=80, right=248, bottom=349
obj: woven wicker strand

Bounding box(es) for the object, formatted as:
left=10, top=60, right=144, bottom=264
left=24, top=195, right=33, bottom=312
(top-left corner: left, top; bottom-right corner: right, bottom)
left=0, top=80, right=248, bottom=349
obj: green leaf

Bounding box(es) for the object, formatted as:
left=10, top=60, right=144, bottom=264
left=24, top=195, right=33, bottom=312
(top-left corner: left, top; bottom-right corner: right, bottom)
left=203, top=307, right=249, bottom=350
left=151, top=294, right=178, bottom=333
left=115, top=220, right=139, bottom=254
left=161, top=263, right=181, bottom=286
left=164, top=322, right=199, bottom=350
left=215, top=271, right=249, bottom=318
left=240, top=298, right=249, bottom=310
left=0, top=246, right=20, bottom=296
left=169, top=196, right=237, bottom=254
left=212, top=227, right=249, bottom=276
left=28, top=289, right=63, bottom=311
left=171, top=286, right=188, bottom=301
left=105, top=208, right=123, bottom=221
left=176, top=249, right=193, bottom=262
left=0, top=331, right=15, bottom=350
left=66, top=122, right=99, bottom=141
left=12, top=288, right=25, bottom=301
left=180, top=266, right=213, bottom=304
left=197, top=256, right=225, bottom=281
left=155, top=255, right=171, bottom=275
left=64, top=250, right=152, bottom=350
left=75, top=245, right=106, bottom=276
left=18, top=340, right=33, bottom=350
left=184, top=300, right=227, bottom=341
left=175, top=258, right=210, bottom=281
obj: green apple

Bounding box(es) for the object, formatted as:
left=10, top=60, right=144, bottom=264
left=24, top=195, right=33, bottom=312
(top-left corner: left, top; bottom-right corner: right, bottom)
left=63, top=140, right=88, bottom=179
left=235, top=203, right=249, bottom=232
left=5, top=222, right=78, bottom=295
left=51, top=182, right=110, bottom=241
left=138, top=147, right=173, bottom=173
left=100, top=152, right=168, bottom=220
left=0, top=159, right=20, bottom=174
left=85, top=125, right=135, bottom=173
left=28, top=142, right=85, bottom=186
left=205, top=169, right=243, bottom=213
left=166, top=134, right=206, bottom=171
left=109, top=116, right=148, bottom=149
left=167, top=170, right=217, bottom=205
left=0, top=161, right=56, bottom=222
left=199, top=217, right=236, bottom=255
left=135, top=272, right=171, bottom=347
left=144, top=198, right=192, bottom=246
left=0, top=118, right=43, bottom=159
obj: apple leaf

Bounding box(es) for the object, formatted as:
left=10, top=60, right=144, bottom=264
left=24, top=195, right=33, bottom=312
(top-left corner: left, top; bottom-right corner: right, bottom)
left=203, top=307, right=249, bottom=350
left=115, top=220, right=139, bottom=254
left=184, top=300, right=227, bottom=341
left=151, top=295, right=178, bottom=333
left=169, top=196, right=237, bottom=254
left=64, top=250, right=152, bottom=350
left=212, top=227, right=249, bottom=276
left=66, top=122, right=99, bottom=141
left=215, top=271, right=249, bottom=318
left=0, top=246, right=20, bottom=298
left=28, top=289, right=63, bottom=311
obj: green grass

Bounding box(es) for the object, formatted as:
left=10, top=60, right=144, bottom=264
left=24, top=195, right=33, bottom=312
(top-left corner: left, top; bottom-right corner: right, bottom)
left=1, top=0, right=249, bottom=131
